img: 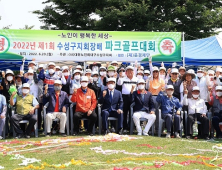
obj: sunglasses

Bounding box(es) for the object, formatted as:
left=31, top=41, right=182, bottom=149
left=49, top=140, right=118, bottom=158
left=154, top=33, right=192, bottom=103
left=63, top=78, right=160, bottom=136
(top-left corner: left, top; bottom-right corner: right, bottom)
left=153, top=71, right=158, bottom=73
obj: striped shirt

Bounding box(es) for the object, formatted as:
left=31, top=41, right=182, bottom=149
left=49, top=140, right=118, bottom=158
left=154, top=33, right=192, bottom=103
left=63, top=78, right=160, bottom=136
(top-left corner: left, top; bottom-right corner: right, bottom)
left=117, top=76, right=138, bottom=95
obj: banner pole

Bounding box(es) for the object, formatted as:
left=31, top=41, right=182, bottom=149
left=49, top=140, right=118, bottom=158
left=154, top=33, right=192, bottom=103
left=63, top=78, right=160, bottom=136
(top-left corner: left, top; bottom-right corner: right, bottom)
left=182, top=32, right=185, bottom=67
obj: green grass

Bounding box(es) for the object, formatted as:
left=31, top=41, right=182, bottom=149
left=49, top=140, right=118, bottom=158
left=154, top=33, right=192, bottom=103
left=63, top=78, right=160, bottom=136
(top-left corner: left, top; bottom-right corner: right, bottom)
left=0, top=134, right=222, bottom=170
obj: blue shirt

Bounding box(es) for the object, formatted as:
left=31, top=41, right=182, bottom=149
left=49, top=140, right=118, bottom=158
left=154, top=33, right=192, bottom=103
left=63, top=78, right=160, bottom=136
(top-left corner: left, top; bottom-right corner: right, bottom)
left=156, top=91, right=182, bottom=114
left=13, top=94, right=39, bottom=107
left=0, top=94, right=6, bottom=114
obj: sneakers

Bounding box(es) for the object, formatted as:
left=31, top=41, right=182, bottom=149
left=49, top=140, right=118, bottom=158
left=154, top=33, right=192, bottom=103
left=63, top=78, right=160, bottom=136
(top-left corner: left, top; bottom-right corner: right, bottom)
left=137, top=132, right=142, bottom=136
left=166, top=133, right=171, bottom=138
left=0, top=136, right=3, bottom=140
left=175, top=132, right=181, bottom=138
left=61, top=133, right=67, bottom=137
left=52, top=130, right=57, bottom=135
left=123, top=130, right=128, bottom=134
left=111, top=127, right=115, bottom=133
left=45, top=133, right=51, bottom=137
left=142, top=131, right=149, bottom=136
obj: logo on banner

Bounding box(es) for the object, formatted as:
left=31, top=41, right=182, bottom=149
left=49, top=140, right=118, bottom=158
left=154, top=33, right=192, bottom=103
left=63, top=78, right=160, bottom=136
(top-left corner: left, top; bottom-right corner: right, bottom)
left=0, top=35, right=10, bottom=53
left=159, top=38, right=177, bottom=56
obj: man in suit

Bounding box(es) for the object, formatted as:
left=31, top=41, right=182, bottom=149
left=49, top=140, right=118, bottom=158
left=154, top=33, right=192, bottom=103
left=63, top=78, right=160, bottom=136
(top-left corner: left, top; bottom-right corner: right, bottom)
left=131, top=79, right=156, bottom=136
left=98, top=78, right=123, bottom=135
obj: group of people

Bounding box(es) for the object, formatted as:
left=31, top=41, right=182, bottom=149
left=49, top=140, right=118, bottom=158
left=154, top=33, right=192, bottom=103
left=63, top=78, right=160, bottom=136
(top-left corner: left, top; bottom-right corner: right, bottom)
left=0, top=55, right=222, bottom=140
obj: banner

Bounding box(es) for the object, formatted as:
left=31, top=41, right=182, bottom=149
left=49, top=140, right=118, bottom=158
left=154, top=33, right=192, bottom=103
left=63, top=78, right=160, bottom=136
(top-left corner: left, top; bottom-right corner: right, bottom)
left=0, top=30, right=181, bottom=62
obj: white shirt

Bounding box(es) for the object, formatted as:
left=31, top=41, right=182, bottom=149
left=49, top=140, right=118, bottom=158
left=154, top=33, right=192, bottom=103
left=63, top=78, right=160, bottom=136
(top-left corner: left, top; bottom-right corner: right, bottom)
left=194, top=76, right=209, bottom=102
left=108, top=89, right=114, bottom=98
left=27, top=80, right=39, bottom=99
left=117, top=76, right=138, bottom=95
left=183, top=94, right=207, bottom=115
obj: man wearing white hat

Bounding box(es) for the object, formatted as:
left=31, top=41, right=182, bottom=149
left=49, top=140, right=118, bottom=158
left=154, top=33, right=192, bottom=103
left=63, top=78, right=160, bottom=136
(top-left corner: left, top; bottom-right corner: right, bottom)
left=117, top=65, right=138, bottom=132
left=70, top=70, right=82, bottom=97
left=210, top=86, right=222, bottom=138
left=183, top=86, right=209, bottom=140
left=98, top=78, right=123, bottom=135
left=10, top=83, right=39, bottom=139
left=71, top=76, right=97, bottom=136
left=131, top=79, right=156, bottom=136
left=156, top=85, right=182, bottom=138
left=44, top=80, right=69, bottom=137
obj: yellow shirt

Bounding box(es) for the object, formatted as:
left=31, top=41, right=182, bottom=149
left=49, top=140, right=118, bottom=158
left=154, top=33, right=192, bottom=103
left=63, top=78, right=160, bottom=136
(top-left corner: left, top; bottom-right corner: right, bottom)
left=149, top=78, right=165, bottom=95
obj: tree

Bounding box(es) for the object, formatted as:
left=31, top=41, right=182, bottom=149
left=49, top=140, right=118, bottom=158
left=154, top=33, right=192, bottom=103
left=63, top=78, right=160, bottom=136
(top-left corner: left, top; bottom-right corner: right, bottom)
left=33, top=0, right=222, bottom=39
left=20, top=25, right=35, bottom=30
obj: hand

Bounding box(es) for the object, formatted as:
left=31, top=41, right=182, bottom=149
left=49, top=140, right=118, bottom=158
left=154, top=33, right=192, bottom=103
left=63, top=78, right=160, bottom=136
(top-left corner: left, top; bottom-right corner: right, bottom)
left=73, top=88, right=77, bottom=94
left=208, top=86, right=212, bottom=92
left=216, top=71, right=220, bottom=77
left=131, top=85, right=136, bottom=94
left=87, top=110, right=92, bottom=116
left=184, top=90, right=188, bottom=94
left=62, top=106, right=66, bottom=113
left=161, top=62, right=164, bottom=67
left=0, top=115, right=5, bottom=119
left=201, top=114, right=206, bottom=117
left=161, top=86, right=165, bottom=92
left=24, top=73, right=28, bottom=78
left=103, top=90, right=107, bottom=97
left=183, top=81, right=187, bottom=87
left=117, top=109, right=123, bottom=114
left=167, top=68, right=171, bottom=75
left=148, top=55, right=152, bottom=62
left=89, top=77, right=93, bottom=83
left=150, top=111, right=155, bottom=114
left=0, top=85, right=3, bottom=90
left=29, top=107, right=35, bottom=114
left=176, top=111, right=180, bottom=115
left=45, top=84, right=48, bottom=90
left=11, top=91, right=17, bottom=98
left=69, top=65, right=73, bottom=70
left=2, top=71, right=5, bottom=78
left=20, top=71, right=24, bottom=76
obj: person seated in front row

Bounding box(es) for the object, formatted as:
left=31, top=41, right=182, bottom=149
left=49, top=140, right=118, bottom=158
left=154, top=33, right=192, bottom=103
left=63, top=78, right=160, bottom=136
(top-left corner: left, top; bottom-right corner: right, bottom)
left=0, top=94, right=7, bottom=140
left=183, top=86, right=209, bottom=140
left=131, top=79, right=156, bottom=136
left=10, top=83, right=39, bottom=139
left=98, top=78, right=123, bottom=135
left=71, top=76, right=97, bottom=136
left=156, top=85, right=182, bottom=138
left=44, top=80, right=69, bottom=137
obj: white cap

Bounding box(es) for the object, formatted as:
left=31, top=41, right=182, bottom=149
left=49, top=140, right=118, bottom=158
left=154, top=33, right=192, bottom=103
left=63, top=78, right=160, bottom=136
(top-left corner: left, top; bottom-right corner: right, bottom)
left=81, top=76, right=89, bottom=82
left=22, top=83, right=30, bottom=88
left=91, top=71, right=99, bottom=76
left=48, top=62, right=56, bottom=67
left=73, top=70, right=82, bottom=75
left=197, top=68, right=204, bottom=72
left=126, top=66, right=134, bottom=71
left=216, top=68, right=222, bottom=72
left=144, top=70, right=150, bottom=74
left=159, top=67, right=166, bottom=72
left=54, top=80, right=62, bottom=85
left=192, top=86, right=200, bottom=91
left=166, top=85, right=174, bottom=89
left=152, top=67, right=159, bottom=72
left=140, top=66, right=144, bottom=70
left=111, top=60, right=118, bottom=65
left=107, top=78, right=116, bottom=83
left=27, top=69, right=34, bottom=74
left=6, top=69, right=14, bottom=75
left=99, top=66, right=107, bottom=71
left=85, top=69, right=92, bottom=74
left=216, top=86, right=222, bottom=90
left=208, top=70, right=215, bottom=75
left=62, top=66, right=68, bottom=71
left=171, top=68, right=179, bottom=74
left=76, top=65, right=82, bottom=69
left=38, top=64, right=44, bottom=68
left=137, top=70, right=144, bottom=75
left=137, top=79, right=146, bottom=84
left=55, top=66, right=60, bottom=70
left=28, top=61, right=36, bottom=66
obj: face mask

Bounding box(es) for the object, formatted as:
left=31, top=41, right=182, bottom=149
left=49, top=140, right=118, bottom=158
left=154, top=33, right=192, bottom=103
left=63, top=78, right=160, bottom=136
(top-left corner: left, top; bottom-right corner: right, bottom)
left=160, top=75, right=165, bottom=79
left=22, top=89, right=29, bottom=94
left=16, top=81, right=22, bottom=86
left=54, top=86, right=61, bottom=91
left=49, top=69, right=55, bottom=74
left=209, top=76, right=214, bottom=81
left=74, top=75, right=80, bottom=80
left=144, top=76, right=148, bottom=80
left=121, top=72, right=126, bottom=77
left=108, top=84, right=115, bottom=89
left=81, top=82, right=88, bottom=87
left=192, top=94, right=199, bottom=98
left=63, top=72, right=69, bottom=76
left=137, top=75, right=143, bottom=79
left=93, top=77, right=98, bottom=82
left=197, top=73, right=203, bottom=78
left=28, top=75, right=33, bottom=80
left=108, top=71, right=115, bottom=77
left=216, top=92, right=222, bottom=97
left=7, top=76, right=13, bottom=81
left=138, top=85, right=145, bottom=90
left=100, top=71, right=106, bottom=76
left=167, top=91, right=174, bottom=95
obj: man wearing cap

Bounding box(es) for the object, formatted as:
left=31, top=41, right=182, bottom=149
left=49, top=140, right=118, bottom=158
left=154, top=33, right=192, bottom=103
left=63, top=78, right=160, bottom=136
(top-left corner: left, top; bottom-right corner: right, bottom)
left=209, top=86, right=222, bottom=138
left=116, top=67, right=126, bottom=92
left=88, top=71, right=101, bottom=99
left=70, top=70, right=82, bottom=97
left=144, top=70, right=150, bottom=82
left=156, top=85, right=182, bottom=138
left=55, top=66, right=62, bottom=78
left=117, top=65, right=138, bottom=132
left=61, top=66, right=71, bottom=95
left=0, top=94, right=6, bottom=139
left=75, top=65, right=83, bottom=72
left=167, top=68, right=182, bottom=101
left=131, top=79, right=156, bottom=136
left=98, top=78, right=123, bottom=135
left=183, top=86, right=209, bottom=140
left=136, top=70, right=144, bottom=80
left=44, top=80, right=69, bottom=137
left=71, top=76, right=97, bottom=136
left=110, top=61, right=119, bottom=71
left=107, top=65, right=117, bottom=78
left=10, top=83, right=39, bottom=139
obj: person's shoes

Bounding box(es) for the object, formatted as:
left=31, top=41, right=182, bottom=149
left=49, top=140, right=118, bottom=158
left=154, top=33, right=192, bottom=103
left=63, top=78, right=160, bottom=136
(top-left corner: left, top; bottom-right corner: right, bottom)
left=61, top=133, right=67, bottom=137
left=73, top=132, right=78, bottom=136
left=25, top=135, right=30, bottom=139
left=166, top=133, right=171, bottom=138
left=104, top=130, right=109, bottom=135
left=186, top=136, right=191, bottom=139
left=123, top=130, right=128, bottom=134
left=88, top=132, right=94, bottom=136
left=15, top=134, right=24, bottom=139
left=45, top=133, right=51, bottom=137
left=118, top=128, right=123, bottom=135
left=204, top=135, right=210, bottom=140
left=0, top=136, right=3, bottom=140
left=143, top=131, right=149, bottom=136
left=175, top=132, right=181, bottom=138
left=111, top=127, right=115, bottom=133
left=137, top=132, right=142, bottom=136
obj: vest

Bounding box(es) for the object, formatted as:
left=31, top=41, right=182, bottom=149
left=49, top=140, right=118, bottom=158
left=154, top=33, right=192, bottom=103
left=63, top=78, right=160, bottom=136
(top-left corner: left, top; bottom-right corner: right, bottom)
left=16, top=94, right=34, bottom=115
left=167, top=79, right=182, bottom=100
left=212, top=96, right=222, bottom=113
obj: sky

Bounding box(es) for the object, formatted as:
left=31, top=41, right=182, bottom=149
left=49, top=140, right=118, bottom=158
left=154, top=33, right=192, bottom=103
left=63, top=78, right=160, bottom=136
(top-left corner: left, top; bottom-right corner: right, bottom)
left=0, top=0, right=45, bottom=29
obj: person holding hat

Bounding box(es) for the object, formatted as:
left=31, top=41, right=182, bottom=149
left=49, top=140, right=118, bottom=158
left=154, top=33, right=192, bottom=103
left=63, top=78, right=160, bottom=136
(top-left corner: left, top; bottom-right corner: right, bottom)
left=10, top=83, right=39, bottom=139
left=183, top=86, right=209, bottom=140
left=71, top=76, right=97, bottom=136
left=167, top=68, right=182, bottom=101
left=61, top=66, right=72, bottom=95
left=131, top=79, right=156, bottom=136
left=209, top=86, right=222, bottom=139
left=44, top=80, right=69, bottom=137
left=98, top=78, right=123, bottom=135
left=0, top=94, right=6, bottom=139
left=117, top=65, right=138, bottom=132
left=156, top=85, right=182, bottom=138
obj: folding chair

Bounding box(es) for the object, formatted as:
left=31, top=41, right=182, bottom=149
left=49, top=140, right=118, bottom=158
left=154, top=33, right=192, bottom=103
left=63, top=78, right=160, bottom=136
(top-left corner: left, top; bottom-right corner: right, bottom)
left=43, top=102, right=69, bottom=135
left=130, top=102, right=155, bottom=136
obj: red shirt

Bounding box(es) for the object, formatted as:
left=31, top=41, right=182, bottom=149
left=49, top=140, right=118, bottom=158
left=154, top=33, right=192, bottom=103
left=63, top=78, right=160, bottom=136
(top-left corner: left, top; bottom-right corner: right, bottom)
left=54, top=93, right=59, bottom=112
